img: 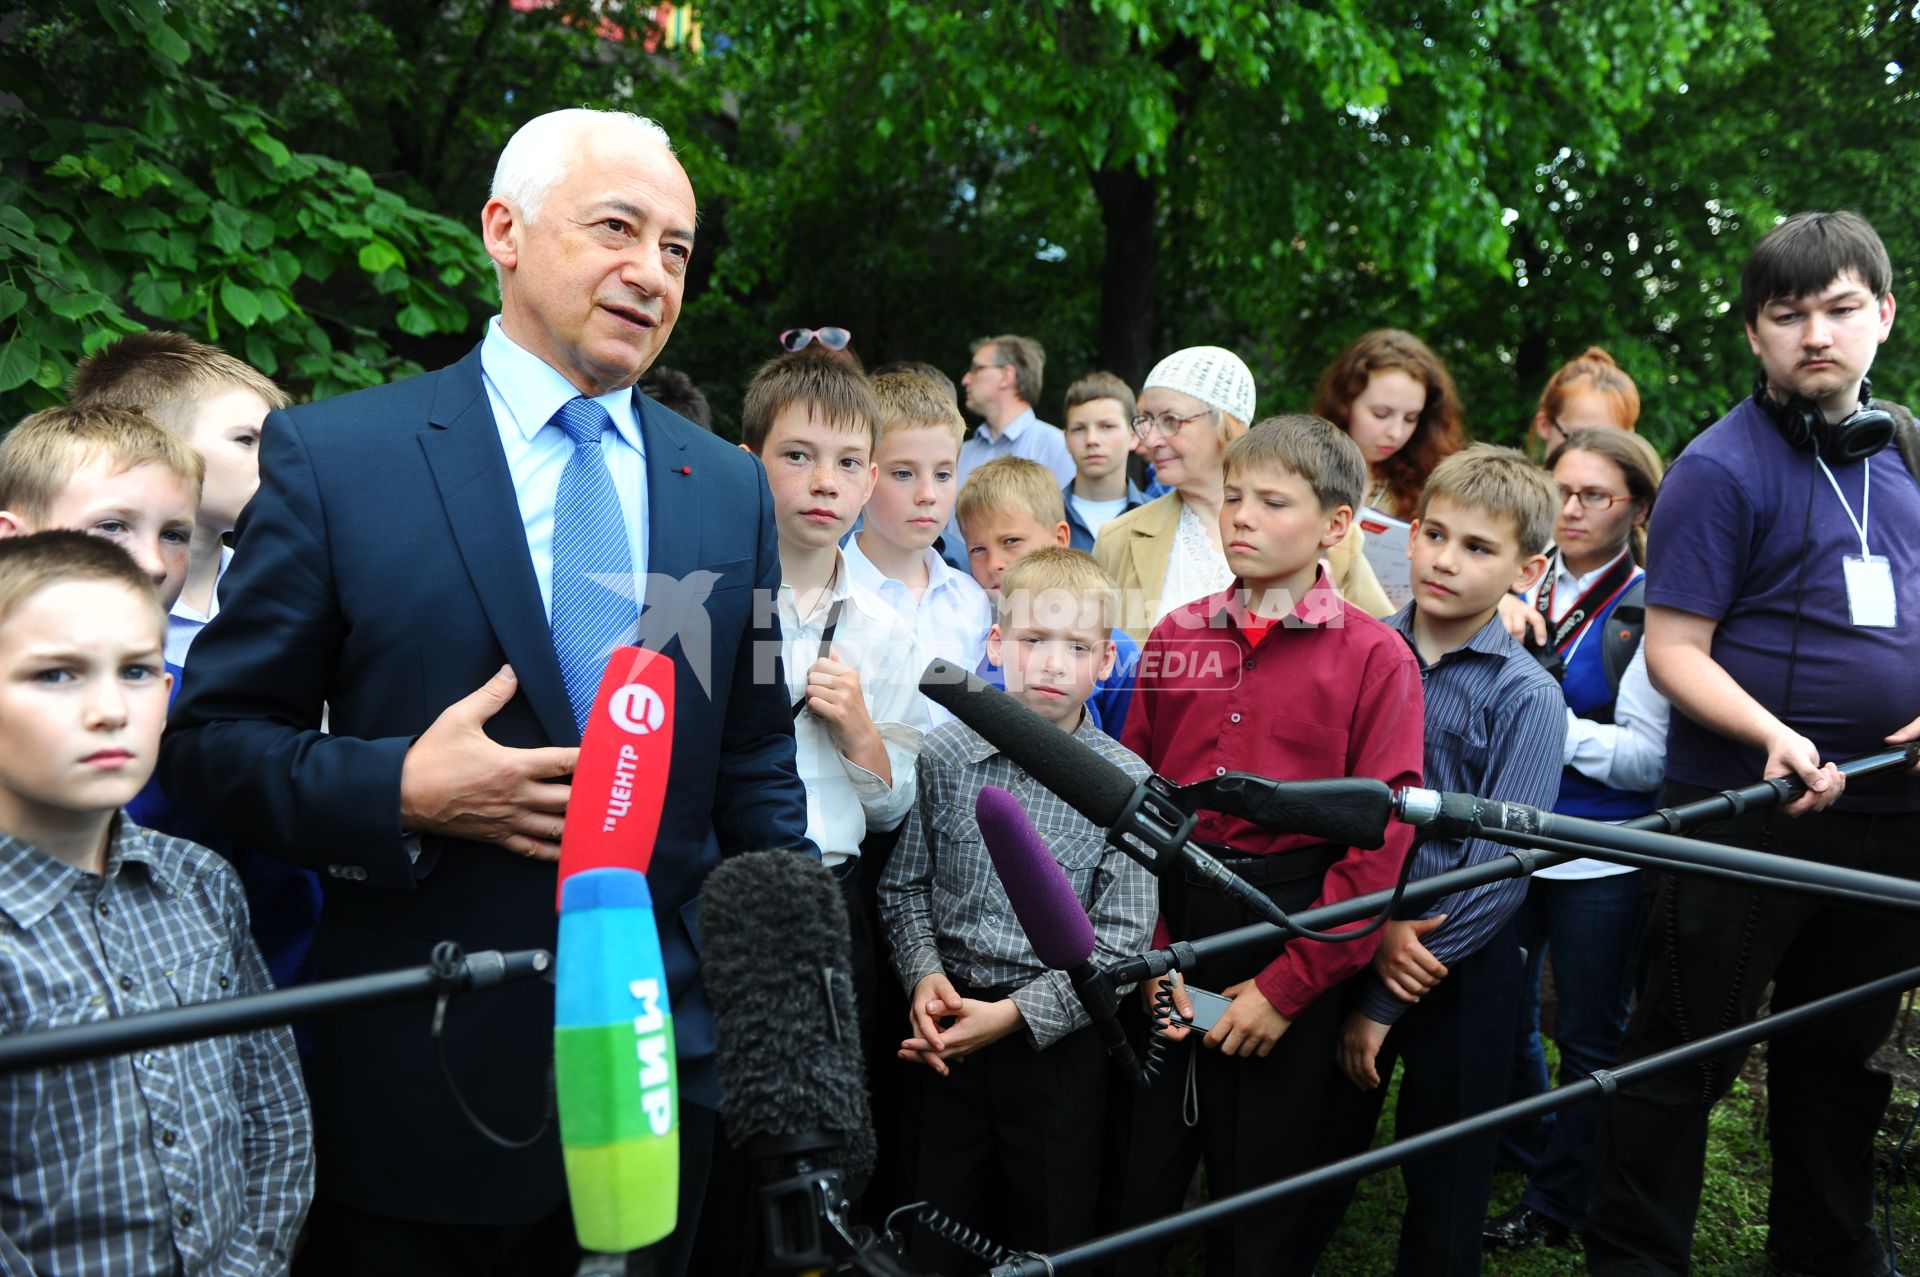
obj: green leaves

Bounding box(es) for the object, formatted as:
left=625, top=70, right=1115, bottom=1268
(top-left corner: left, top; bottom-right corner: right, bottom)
left=0, top=340, right=39, bottom=394
left=1, top=2, right=492, bottom=419
left=219, top=277, right=261, bottom=327
left=356, top=239, right=404, bottom=275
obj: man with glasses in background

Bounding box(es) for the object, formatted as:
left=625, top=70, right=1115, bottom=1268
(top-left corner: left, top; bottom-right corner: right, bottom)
left=945, top=334, right=1074, bottom=560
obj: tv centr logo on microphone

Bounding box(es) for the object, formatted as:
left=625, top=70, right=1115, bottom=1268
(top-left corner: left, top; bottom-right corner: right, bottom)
left=599, top=684, right=663, bottom=834
left=608, top=683, right=666, bottom=735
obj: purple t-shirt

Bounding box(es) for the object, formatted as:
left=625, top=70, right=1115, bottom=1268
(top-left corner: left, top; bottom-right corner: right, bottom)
left=1646, top=396, right=1920, bottom=811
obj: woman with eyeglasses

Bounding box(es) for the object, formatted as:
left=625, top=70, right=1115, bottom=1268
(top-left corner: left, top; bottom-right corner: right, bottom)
left=1528, top=346, right=1641, bottom=459
left=1310, top=329, right=1467, bottom=521
left=1484, top=426, right=1671, bottom=1256
left=1093, top=346, right=1390, bottom=643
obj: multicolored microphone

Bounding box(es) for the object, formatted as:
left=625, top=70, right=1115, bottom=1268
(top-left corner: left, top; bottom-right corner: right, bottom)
left=554, top=648, right=678, bottom=1252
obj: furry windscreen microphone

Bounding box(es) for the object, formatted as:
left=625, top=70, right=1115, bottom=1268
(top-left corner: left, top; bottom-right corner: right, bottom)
left=920, top=660, right=1137, bottom=827
left=701, top=851, right=876, bottom=1177
left=975, top=786, right=1095, bottom=970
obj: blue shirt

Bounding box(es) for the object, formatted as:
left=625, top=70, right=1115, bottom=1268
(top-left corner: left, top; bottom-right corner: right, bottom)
left=1064, top=479, right=1149, bottom=553
left=958, top=407, right=1076, bottom=486
left=1355, top=606, right=1566, bottom=1025
left=1647, top=395, right=1920, bottom=810
left=479, top=317, right=650, bottom=616
left=946, top=408, right=1077, bottom=552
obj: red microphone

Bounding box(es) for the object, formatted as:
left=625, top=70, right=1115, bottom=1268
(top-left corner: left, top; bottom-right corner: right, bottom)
left=557, top=646, right=675, bottom=902
left=553, top=647, right=681, bottom=1250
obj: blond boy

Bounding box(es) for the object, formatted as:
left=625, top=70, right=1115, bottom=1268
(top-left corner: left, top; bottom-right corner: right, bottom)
left=847, top=371, right=993, bottom=676
left=0, top=404, right=202, bottom=611
left=69, top=331, right=287, bottom=663
left=956, top=457, right=1137, bottom=733
left=0, top=531, right=310, bottom=1275
left=878, top=547, right=1152, bottom=1264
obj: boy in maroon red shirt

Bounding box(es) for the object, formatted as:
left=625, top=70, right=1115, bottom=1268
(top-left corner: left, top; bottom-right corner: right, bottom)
left=1106, top=415, right=1423, bottom=1277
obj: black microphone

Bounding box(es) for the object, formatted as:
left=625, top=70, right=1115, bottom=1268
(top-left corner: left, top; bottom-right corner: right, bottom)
left=974, top=786, right=1142, bottom=1084
left=919, top=660, right=1392, bottom=928
left=1391, top=786, right=1920, bottom=913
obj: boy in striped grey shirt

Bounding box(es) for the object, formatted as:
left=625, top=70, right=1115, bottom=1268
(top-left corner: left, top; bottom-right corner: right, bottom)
left=0, top=532, right=311, bottom=1276
left=1298, top=445, right=1567, bottom=1276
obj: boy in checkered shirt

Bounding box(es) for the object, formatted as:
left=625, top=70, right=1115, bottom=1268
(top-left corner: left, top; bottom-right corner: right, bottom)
left=879, top=547, right=1153, bottom=1267
left=0, top=532, right=310, bottom=1276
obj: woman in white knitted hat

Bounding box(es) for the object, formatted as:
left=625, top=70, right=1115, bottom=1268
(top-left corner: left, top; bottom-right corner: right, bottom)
left=1093, top=346, right=1391, bottom=643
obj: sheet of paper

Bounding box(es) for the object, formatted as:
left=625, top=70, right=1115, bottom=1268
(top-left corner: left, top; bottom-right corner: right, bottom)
left=1357, top=507, right=1413, bottom=610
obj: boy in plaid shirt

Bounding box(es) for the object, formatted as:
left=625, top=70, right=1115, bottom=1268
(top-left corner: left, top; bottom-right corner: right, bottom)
left=0, top=532, right=310, bottom=1276
left=879, top=547, right=1153, bottom=1266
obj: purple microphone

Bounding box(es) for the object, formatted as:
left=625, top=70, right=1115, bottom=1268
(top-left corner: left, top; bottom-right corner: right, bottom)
left=973, top=785, right=1141, bottom=1080
left=976, top=785, right=1095, bottom=970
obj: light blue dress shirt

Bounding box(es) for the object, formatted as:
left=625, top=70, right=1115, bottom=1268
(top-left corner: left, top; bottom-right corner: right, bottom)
left=946, top=407, right=1077, bottom=554
left=478, top=317, right=649, bottom=616
left=957, top=407, right=1075, bottom=487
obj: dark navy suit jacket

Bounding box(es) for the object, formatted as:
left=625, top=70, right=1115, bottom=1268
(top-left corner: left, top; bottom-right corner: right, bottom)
left=160, top=343, right=811, bottom=1224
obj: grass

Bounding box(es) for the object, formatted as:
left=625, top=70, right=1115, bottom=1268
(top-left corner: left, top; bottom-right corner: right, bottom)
left=1162, top=1027, right=1920, bottom=1276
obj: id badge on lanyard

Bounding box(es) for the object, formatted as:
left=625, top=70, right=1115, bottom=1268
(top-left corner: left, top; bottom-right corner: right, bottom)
left=1821, top=456, right=1896, bottom=628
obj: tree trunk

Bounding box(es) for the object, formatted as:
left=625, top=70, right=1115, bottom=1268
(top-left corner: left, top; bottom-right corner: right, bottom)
left=1092, top=163, right=1158, bottom=391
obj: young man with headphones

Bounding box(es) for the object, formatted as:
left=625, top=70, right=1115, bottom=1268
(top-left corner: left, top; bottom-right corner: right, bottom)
left=1584, top=211, right=1920, bottom=1276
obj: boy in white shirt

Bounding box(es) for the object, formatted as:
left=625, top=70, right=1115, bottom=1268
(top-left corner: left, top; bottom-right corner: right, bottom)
left=845, top=370, right=993, bottom=684
left=739, top=350, right=930, bottom=982
left=68, top=331, right=287, bottom=666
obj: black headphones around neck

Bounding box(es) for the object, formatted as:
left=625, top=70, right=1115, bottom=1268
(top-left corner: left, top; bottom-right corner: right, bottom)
left=1752, top=372, right=1896, bottom=464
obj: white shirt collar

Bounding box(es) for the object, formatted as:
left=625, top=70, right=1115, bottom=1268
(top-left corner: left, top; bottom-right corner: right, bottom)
left=480, top=317, right=645, bottom=456
left=778, top=549, right=897, bottom=629
left=1554, top=544, right=1633, bottom=597
left=844, top=533, right=975, bottom=598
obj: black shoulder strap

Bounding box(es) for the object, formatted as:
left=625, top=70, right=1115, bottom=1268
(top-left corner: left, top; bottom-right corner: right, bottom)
left=1876, top=397, right=1920, bottom=486
left=1598, top=576, right=1646, bottom=707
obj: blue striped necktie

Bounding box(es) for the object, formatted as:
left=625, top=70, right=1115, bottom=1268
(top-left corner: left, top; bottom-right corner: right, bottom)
left=549, top=395, right=638, bottom=733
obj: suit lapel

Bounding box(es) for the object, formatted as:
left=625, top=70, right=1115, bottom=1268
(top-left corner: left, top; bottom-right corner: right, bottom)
left=632, top=393, right=704, bottom=680
left=636, top=392, right=697, bottom=586
left=419, top=348, right=579, bottom=745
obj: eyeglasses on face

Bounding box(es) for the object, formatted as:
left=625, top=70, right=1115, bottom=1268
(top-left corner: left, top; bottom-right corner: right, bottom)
left=1131, top=409, right=1214, bottom=440
left=967, top=360, right=1007, bottom=376
left=779, top=327, right=852, bottom=352
left=1556, top=485, right=1629, bottom=510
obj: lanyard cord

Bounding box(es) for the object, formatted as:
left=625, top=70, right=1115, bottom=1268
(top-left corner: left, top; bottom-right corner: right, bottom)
left=1816, top=454, right=1872, bottom=557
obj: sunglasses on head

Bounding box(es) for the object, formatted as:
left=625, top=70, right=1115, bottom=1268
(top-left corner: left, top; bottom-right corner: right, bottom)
left=778, top=326, right=852, bottom=352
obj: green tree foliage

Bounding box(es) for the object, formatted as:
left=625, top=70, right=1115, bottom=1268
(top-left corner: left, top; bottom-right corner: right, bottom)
left=697, top=0, right=1798, bottom=442
left=3, top=0, right=1914, bottom=453
left=0, top=0, right=492, bottom=419
left=1445, top=0, right=1920, bottom=452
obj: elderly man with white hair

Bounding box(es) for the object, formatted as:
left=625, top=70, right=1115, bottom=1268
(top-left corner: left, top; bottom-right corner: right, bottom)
left=163, top=108, right=812, bottom=1276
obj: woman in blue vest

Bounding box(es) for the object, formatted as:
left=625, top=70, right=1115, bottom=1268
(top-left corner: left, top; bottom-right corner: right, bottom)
left=1485, top=427, right=1670, bottom=1252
